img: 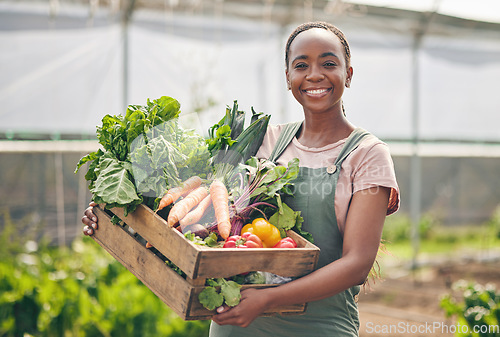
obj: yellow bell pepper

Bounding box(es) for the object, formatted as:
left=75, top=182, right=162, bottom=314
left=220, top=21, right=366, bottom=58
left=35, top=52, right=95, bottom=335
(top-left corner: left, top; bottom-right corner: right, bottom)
left=241, top=218, right=282, bottom=248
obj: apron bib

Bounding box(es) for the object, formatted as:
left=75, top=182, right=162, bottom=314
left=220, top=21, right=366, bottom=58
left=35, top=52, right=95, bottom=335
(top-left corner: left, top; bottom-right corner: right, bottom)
left=210, top=123, right=371, bottom=337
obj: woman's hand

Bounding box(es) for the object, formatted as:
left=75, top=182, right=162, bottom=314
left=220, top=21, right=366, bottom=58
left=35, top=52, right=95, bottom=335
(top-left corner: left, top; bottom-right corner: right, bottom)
left=211, top=288, right=270, bottom=327
left=82, top=201, right=98, bottom=236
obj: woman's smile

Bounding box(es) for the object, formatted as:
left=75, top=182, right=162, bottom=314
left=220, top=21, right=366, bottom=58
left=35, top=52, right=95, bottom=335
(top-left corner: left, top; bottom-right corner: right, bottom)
left=303, top=87, right=332, bottom=97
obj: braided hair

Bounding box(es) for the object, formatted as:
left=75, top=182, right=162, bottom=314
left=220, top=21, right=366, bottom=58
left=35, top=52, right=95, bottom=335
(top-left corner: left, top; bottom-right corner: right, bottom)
left=285, top=21, right=351, bottom=115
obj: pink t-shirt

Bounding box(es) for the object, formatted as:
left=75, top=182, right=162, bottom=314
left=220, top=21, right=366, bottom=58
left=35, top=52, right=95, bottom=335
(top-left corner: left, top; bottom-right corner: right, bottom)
left=256, top=123, right=400, bottom=234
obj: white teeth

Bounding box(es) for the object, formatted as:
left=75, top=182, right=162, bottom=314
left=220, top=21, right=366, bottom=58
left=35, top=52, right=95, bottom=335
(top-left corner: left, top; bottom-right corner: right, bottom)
left=306, top=89, right=328, bottom=95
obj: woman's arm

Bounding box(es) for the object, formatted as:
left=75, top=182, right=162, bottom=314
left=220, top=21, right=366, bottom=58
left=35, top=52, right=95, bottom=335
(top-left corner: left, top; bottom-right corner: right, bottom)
left=211, top=185, right=390, bottom=327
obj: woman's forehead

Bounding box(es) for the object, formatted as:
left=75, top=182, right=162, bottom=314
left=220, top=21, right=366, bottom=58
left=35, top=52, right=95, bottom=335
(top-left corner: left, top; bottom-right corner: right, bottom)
left=289, top=28, right=343, bottom=55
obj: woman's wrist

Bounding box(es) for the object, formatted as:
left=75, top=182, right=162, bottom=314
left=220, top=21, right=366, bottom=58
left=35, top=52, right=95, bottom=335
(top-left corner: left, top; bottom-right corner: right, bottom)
left=259, top=284, right=288, bottom=310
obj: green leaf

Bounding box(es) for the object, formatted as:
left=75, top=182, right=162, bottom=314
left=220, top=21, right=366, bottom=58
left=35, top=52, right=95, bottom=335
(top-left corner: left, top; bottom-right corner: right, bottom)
left=90, top=156, right=140, bottom=205
left=293, top=212, right=313, bottom=243
left=75, top=149, right=103, bottom=173
left=220, top=279, right=242, bottom=307
left=198, top=287, right=223, bottom=311
left=148, top=96, right=181, bottom=126
left=206, top=103, right=270, bottom=181
left=269, top=202, right=298, bottom=237
left=110, top=215, right=122, bottom=225
left=204, top=233, right=220, bottom=248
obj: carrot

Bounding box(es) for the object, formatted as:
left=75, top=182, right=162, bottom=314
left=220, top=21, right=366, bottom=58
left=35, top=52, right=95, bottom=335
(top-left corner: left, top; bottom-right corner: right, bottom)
left=179, top=194, right=212, bottom=228
left=157, top=176, right=202, bottom=212
left=167, top=186, right=208, bottom=227
left=209, top=179, right=231, bottom=239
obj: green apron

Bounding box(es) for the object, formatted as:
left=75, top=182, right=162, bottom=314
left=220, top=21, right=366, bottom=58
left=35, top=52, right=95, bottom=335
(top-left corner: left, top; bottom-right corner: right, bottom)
left=210, top=123, right=371, bottom=337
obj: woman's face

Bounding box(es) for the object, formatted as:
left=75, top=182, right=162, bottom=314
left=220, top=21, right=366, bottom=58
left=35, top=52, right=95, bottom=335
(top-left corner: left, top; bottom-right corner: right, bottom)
left=286, top=28, right=352, bottom=115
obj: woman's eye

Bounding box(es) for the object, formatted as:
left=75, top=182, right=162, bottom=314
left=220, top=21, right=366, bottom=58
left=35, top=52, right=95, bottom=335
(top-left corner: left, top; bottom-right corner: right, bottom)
left=294, top=63, right=307, bottom=69
left=324, top=61, right=336, bottom=67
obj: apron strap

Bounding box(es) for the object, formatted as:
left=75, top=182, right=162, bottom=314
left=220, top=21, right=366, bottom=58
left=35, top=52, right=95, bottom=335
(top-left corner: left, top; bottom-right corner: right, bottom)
left=268, top=123, right=371, bottom=167
left=334, top=128, right=372, bottom=167
left=268, top=121, right=302, bottom=163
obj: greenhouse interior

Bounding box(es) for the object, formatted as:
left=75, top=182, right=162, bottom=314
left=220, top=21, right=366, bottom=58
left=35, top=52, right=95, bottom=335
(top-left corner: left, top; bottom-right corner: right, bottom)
left=2, top=1, right=500, bottom=336
left=1, top=0, right=499, bottom=246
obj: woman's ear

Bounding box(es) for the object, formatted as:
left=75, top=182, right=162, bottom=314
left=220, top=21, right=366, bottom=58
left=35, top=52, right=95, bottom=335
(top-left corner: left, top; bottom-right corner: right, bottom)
left=345, top=67, right=353, bottom=88
left=285, top=70, right=291, bottom=90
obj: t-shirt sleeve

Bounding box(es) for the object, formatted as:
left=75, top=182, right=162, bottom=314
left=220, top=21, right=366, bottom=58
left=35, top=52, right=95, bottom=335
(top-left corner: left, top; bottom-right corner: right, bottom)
left=255, top=124, right=283, bottom=160
left=350, top=142, right=400, bottom=215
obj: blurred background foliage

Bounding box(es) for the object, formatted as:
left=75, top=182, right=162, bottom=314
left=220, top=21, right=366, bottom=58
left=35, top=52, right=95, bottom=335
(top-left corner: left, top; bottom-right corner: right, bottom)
left=2, top=205, right=499, bottom=336
left=0, top=209, right=210, bottom=337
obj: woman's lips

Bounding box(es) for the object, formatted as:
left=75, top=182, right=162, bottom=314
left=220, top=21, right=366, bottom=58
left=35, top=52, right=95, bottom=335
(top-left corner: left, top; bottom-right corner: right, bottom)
left=303, top=88, right=331, bottom=96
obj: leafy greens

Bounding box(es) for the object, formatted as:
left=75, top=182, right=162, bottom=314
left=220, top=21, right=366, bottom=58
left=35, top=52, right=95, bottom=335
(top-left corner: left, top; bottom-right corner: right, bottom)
left=75, top=96, right=210, bottom=215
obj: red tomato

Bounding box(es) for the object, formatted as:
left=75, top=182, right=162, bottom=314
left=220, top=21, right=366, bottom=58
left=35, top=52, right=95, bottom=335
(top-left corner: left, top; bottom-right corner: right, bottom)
left=273, top=237, right=297, bottom=248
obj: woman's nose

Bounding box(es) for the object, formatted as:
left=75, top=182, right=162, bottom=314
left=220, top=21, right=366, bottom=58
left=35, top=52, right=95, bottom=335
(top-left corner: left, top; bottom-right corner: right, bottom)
left=306, top=65, right=324, bottom=81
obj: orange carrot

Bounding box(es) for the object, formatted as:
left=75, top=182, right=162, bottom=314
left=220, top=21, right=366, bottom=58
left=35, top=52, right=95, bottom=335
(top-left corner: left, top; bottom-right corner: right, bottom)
left=209, top=179, right=231, bottom=239
left=157, top=176, right=202, bottom=212
left=179, top=194, right=212, bottom=228
left=167, top=186, right=208, bottom=227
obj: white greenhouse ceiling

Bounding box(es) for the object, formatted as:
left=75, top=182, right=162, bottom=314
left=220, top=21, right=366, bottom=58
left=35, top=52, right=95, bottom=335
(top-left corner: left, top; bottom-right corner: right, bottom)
left=344, top=0, right=500, bottom=24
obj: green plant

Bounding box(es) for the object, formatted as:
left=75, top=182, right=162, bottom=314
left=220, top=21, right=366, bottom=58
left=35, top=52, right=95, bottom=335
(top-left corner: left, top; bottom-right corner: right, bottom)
left=0, top=210, right=210, bottom=337
left=382, top=212, right=439, bottom=244
left=382, top=214, right=411, bottom=243
left=441, top=280, right=499, bottom=337
left=486, top=205, right=500, bottom=240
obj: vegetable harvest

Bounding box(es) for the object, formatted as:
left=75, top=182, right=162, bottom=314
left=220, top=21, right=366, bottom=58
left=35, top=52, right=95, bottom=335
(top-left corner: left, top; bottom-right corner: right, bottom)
left=76, top=95, right=313, bottom=314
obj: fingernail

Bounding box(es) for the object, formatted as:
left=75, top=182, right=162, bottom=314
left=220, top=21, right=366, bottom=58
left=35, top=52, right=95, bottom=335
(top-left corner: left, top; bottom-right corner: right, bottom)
left=92, top=217, right=97, bottom=221
left=217, top=306, right=224, bottom=313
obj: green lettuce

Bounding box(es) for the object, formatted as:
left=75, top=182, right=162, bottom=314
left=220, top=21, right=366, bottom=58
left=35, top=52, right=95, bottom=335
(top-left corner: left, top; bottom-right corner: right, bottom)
left=75, top=96, right=210, bottom=215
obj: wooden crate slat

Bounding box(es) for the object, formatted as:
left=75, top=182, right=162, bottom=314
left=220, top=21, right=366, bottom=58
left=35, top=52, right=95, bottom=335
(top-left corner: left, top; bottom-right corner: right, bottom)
left=93, top=207, right=192, bottom=318
left=109, top=204, right=202, bottom=279
left=195, top=248, right=318, bottom=279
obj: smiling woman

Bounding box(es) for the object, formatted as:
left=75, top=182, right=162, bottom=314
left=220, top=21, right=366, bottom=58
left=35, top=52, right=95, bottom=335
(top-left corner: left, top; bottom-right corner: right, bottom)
left=78, top=20, right=400, bottom=337
left=208, top=21, right=400, bottom=337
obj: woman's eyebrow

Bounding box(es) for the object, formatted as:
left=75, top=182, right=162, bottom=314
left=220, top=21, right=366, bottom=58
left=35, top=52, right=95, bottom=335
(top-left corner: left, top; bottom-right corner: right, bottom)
left=292, top=52, right=339, bottom=63
left=320, top=52, right=339, bottom=59
left=292, top=55, right=308, bottom=63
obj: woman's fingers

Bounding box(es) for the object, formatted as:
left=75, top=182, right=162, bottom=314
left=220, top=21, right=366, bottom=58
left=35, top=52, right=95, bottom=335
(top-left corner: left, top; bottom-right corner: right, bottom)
left=82, top=203, right=98, bottom=236
left=216, top=305, right=230, bottom=314
left=211, top=288, right=266, bottom=327
left=83, top=225, right=93, bottom=236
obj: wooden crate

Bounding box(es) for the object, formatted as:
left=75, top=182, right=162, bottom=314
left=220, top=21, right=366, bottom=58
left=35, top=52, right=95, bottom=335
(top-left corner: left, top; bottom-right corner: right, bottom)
left=92, top=203, right=320, bottom=320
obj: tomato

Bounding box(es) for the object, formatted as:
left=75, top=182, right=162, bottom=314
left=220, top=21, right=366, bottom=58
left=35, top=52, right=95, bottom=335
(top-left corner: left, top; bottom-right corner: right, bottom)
left=273, top=237, right=298, bottom=248
left=222, top=233, right=263, bottom=248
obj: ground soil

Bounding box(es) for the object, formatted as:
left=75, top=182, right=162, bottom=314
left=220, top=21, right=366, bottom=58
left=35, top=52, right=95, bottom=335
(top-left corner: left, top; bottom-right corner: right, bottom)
left=357, top=253, right=500, bottom=337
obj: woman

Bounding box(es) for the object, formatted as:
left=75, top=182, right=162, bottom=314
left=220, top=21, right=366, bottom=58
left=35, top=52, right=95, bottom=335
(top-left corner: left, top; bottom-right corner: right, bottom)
left=82, top=21, right=399, bottom=337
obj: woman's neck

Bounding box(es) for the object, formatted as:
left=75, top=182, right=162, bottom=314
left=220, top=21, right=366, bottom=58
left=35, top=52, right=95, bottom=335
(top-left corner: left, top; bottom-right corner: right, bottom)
left=297, top=112, right=355, bottom=148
